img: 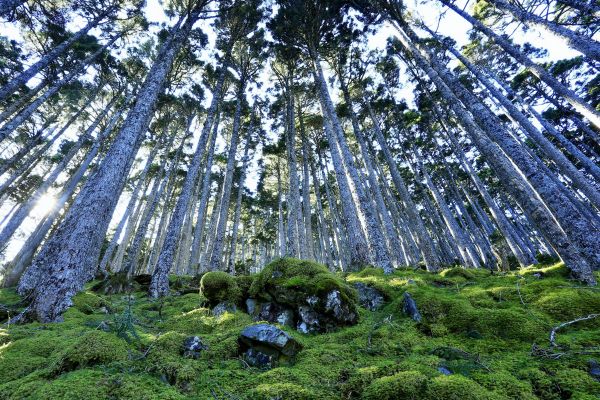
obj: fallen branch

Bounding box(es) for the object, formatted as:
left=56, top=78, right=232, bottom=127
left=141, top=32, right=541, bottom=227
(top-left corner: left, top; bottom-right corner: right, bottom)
left=550, top=314, right=599, bottom=347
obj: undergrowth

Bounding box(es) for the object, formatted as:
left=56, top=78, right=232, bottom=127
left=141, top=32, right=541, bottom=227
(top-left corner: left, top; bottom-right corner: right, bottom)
left=0, top=260, right=599, bottom=399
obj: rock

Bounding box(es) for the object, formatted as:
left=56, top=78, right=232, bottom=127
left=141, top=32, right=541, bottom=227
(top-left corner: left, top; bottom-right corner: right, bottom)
left=297, top=306, right=321, bottom=334
left=402, top=292, right=422, bottom=322
left=213, top=302, right=237, bottom=317
left=532, top=273, right=542, bottom=279
left=255, top=302, right=295, bottom=327
left=246, top=298, right=257, bottom=315
left=325, top=290, right=357, bottom=323
left=238, top=324, right=301, bottom=368
left=182, top=336, right=208, bottom=359
left=438, top=366, right=453, bottom=375
left=97, top=321, right=111, bottom=332
left=353, top=282, right=385, bottom=311
left=589, top=359, right=600, bottom=381
left=249, top=259, right=359, bottom=333
left=98, top=306, right=109, bottom=314
left=407, top=279, right=416, bottom=285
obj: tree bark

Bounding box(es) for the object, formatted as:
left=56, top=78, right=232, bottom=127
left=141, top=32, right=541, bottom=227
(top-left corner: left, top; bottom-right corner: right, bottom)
left=487, top=0, right=600, bottom=61
left=438, top=0, right=600, bottom=130
left=0, top=8, right=114, bottom=103
left=19, top=9, right=204, bottom=321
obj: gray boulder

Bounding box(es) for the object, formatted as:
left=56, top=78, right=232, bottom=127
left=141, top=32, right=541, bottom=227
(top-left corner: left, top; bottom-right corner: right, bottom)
left=213, top=301, right=237, bottom=317
left=353, top=282, right=385, bottom=311
left=255, top=302, right=295, bottom=327
left=245, top=298, right=257, bottom=315
left=182, top=336, right=208, bottom=359
left=238, top=324, right=302, bottom=368
left=402, top=292, right=422, bottom=322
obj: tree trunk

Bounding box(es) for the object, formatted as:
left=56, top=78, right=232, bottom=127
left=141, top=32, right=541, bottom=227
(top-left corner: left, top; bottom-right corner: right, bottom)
left=487, top=0, right=600, bottom=61
left=366, top=101, right=441, bottom=271
left=438, top=0, right=600, bottom=130
left=284, top=93, right=303, bottom=258
left=426, top=25, right=600, bottom=208
left=228, top=120, right=254, bottom=272
left=19, top=9, right=204, bottom=321
left=298, top=106, right=314, bottom=260
left=0, top=35, right=119, bottom=143
left=150, top=51, right=230, bottom=295
left=204, top=84, right=246, bottom=273
left=394, top=25, right=596, bottom=284
left=189, top=110, right=221, bottom=273
left=0, top=108, right=120, bottom=287
left=0, top=99, right=115, bottom=249
left=311, top=53, right=391, bottom=272
left=0, top=8, right=114, bottom=103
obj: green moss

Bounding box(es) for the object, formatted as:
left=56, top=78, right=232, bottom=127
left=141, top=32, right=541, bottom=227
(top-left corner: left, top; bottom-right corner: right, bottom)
left=553, top=368, right=600, bottom=397
left=110, top=373, right=186, bottom=399
left=72, top=292, right=107, bottom=314
left=534, top=289, right=600, bottom=322
left=145, top=331, right=199, bottom=385
left=472, top=371, right=537, bottom=400
left=440, top=267, right=491, bottom=280
left=362, top=370, right=427, bottom=400
left=249, top=258, right=357, bottom=311
left=340, top=361, right=402, bottom=397
left=32, top=369, right=112, bottom=399
left=249, top=383, right=318, bottom=399
left=200, top=271, right=241, bottom=306
left=1, top=261, right=598, bottom=399
left=425, top=375, right=503, bottom=400
left=235, top=275, right=255, bottom=299
left=52, top=331, right=129, bottom=374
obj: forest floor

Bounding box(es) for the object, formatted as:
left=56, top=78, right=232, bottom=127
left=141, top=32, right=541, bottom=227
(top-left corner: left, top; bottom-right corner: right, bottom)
left=0, top=261, right=599, bottom=399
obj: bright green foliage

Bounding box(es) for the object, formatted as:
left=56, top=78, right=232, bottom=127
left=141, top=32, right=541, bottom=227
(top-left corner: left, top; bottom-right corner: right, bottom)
left=200, top=271, right=241, bottom=305
left=0, top=262, right=599, bottom=399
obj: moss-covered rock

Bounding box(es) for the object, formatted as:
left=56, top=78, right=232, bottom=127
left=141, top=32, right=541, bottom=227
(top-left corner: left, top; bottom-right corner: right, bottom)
left=200, top=271, right=241, bottom=306
left=249, top=258, right=358, bottom=332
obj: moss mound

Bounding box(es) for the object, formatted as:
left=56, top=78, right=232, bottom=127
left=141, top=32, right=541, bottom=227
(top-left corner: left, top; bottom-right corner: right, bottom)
left=362, top=370, right=428, bottom=400
left=0, top=262, right=598, bottom=399
left=200, top=271, right=241, bottom=306
left=52, top=330, right=129, bottom=374
left=249, top=258, right=357, bottom=308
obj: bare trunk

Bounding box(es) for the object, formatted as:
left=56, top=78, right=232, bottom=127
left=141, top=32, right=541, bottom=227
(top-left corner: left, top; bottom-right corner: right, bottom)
left=394, top=24, right=596, bottom=283
left=439, top=0, right=600, bottom=130
left=488, top=0, right=600, bottom=60
left=0, top=8, right=113, bottom=103
left=188, top=110, right=221, bottom=273
left=19, top=10, right=203, bottom=321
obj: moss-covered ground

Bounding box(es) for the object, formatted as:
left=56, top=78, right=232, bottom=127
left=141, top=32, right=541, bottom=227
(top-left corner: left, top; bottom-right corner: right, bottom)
left=0, top=261, right=599, bottom=399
